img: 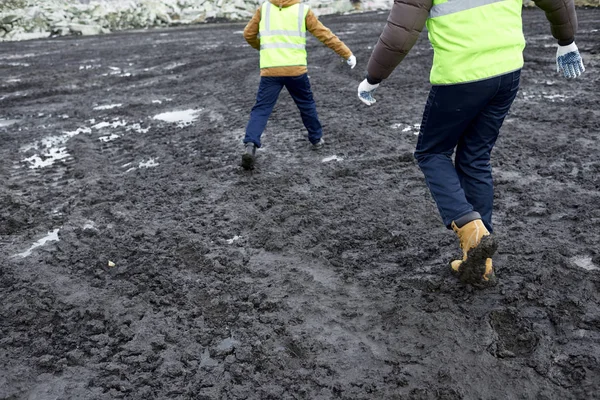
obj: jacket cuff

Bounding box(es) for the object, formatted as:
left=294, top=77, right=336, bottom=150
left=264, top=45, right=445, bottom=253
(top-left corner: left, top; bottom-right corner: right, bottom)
left=558, top=38, right=574, bottom=46
left=366, top=73, right=382, bottom=85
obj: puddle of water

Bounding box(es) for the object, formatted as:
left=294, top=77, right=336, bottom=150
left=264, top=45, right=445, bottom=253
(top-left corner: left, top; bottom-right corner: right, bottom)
left=152, top=109, right=201, bottom=127
left=200, top=348, right=219, bottom=367
left=322, top=155, right=344, bottom=163
left=571, top=256, right=598, bottom=271
left=16, top=229, right=60, bottom=258
left=21, top=127, right=91, bottom=169
left=92, top=120, right=127, bottom=130
left=0, top=119, right=19, bottom=128
left=93, top=103, right=122, bottom=110
left=217, top=337, right=240, bottom=352
left=99, top=133, right=120, bottom=142
left=227, top=235, right=242, bottom=244
left=139, top=159, right=159, bottom=168
left=391, top=123, right=421, bottom=135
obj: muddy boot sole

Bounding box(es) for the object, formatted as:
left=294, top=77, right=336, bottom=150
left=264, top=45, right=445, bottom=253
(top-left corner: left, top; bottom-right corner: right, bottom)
left=458, top=235, right=498, bottom=287
left=241, top=154, right=255, bottom=170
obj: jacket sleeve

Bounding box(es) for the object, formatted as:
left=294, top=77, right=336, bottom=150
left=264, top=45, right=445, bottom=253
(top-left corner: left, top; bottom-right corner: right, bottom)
left=366, top=0, right=433, bottom=83
left=243, top=8, right=262, bottom=50
left=306, top=10, right=353, bottom=60
left=532, top=0, right=577, bottom=45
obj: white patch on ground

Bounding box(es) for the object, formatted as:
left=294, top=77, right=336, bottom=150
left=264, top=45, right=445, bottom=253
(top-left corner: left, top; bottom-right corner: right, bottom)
left=322, top=155, right=344, bottom=163
left=92, top=119, right=149, bottom=138
left=152, top=100, right=162, bottom=104
left=6, top=78, right=22, bottom=83
left=16, top=229, right=60, bottom=258
left=92, top=120, right=127, bottom=130
left=93, top=103, right=122, bottom=110
left=4, top=62, right=31, bottom=67
left=164, top=62, right=186, bottom=70
left=99, top=133, right=120, bottom=142
left=571, top=256, right=599, bottom=271
left=521, top=91, right=572, bottom=103
left=227, top=235, right=242, bottom=244
left=83, top=221, right=97, bottom=230
left=0, top=53, right=36, bottom=60
left=139, top=159, right=159, bottom=168
left=127, top=123, right=150, bottom=134
left=543, top=94, right=568, bottom=102
left=233, top=30, right=244, bottom=34
left=21, top=127, right=92, bottom=169
left=391, top=123, right=421, bottom=135
left=0, top=119, right=19, bottom=128
left=152, top=109, right=201, bottom=127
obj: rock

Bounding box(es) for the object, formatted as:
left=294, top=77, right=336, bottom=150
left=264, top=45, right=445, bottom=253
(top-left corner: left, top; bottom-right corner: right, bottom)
left=2, top=14, right=21, bottom=24
left=68, top=23, right=105, bottom=36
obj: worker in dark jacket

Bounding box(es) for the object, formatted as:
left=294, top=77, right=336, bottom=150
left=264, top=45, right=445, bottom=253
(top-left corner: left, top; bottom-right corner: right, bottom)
left=358, top=0, right=585, bottom=287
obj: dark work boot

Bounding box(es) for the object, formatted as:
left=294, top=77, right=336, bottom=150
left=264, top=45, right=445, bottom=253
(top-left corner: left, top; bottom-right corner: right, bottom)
left=311, top=138, right=324, bottom=150
left=241, top=143, right=256, bottom=170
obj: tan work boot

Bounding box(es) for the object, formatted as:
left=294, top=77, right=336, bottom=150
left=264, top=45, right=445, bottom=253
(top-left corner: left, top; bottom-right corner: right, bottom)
left=450, top=219, right=498, bottom=287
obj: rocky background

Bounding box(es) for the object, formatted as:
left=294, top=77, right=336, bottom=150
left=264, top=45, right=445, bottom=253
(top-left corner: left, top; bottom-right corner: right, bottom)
left=2, top=0, right=597, bottom=42
left=0, top=0, right=365, bottom=41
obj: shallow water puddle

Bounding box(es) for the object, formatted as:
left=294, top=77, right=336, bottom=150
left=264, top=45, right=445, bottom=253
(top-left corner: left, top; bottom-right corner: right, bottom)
left=0, top=119, right=19, bottom=128
left=99, top=133, right=120, bottom=142
left=571, top=256, right=599, bottom=271
left=139, top=158, right=159, bottom=168
left=93, top=103, right=122, bottom=110
left=322, top=155, right=344, bottom=163
left=227, top=235, right=242, bottom=244
left=16, top=229, right=60, bottom=258
left=21, top=127, right=91, bottom=169
left=391, top=123, right=420, bottom=134
left=152, top=109, right=201, bottom=127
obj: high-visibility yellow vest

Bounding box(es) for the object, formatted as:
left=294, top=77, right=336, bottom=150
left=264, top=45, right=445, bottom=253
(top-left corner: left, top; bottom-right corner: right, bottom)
left=259, top=1, right=310, bottom=69
left=426, top=0, right=526, bottom=85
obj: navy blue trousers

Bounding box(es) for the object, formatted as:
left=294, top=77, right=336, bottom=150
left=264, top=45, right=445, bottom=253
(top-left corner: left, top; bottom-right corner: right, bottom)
left=244, top=74, right=323, bottom=148
left=414, top=70, right=521, bottom=233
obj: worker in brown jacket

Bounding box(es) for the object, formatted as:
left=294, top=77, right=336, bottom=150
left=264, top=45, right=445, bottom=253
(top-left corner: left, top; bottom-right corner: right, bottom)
left=358, top=0, right=584, bottom=287
left=241, top=0, right=355, bottom=170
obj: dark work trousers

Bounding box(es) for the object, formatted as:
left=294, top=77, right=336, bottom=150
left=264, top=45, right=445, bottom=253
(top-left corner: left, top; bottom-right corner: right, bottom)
left=244, top=73, right=323, bottom=148
left=414, top=69, right=521, bottom=233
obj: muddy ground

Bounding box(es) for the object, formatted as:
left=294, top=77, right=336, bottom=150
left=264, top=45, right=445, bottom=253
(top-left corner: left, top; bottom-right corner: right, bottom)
left=1, top=9, right=600, bottom=400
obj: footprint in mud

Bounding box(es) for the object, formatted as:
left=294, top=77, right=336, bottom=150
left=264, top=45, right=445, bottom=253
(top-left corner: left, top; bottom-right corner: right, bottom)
left=546, top=354, right=589, bottom=388
left=489, top=308, right=539, bottom=358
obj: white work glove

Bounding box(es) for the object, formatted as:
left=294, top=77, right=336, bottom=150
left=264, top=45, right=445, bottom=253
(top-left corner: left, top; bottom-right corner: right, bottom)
left=357, top=78, right=379, bottom=106
left=556, top=42, right=585, bottom=79
left=346, top=54, right=356, bottom=69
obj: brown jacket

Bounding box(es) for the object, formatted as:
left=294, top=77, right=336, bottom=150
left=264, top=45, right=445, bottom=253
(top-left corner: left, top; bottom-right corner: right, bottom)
left=366, top=0, right=578, bottom=83
left=243, top=0, right=352, bottom=77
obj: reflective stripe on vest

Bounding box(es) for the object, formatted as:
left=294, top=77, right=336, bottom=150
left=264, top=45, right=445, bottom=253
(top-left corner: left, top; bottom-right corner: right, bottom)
left=258, top=1, right=309, bottom=68
left=426, top=0, right=525, bottom=85
left=429, top=0, right=506, bottom=17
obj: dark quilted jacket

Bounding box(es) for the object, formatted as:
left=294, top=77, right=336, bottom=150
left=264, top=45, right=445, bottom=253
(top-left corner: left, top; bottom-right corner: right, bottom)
left=366, top=0, right=578, bottom=83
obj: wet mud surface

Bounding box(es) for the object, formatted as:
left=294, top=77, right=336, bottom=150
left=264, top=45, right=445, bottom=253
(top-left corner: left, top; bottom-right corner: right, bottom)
left=1, top=9, right=600, bottom=400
